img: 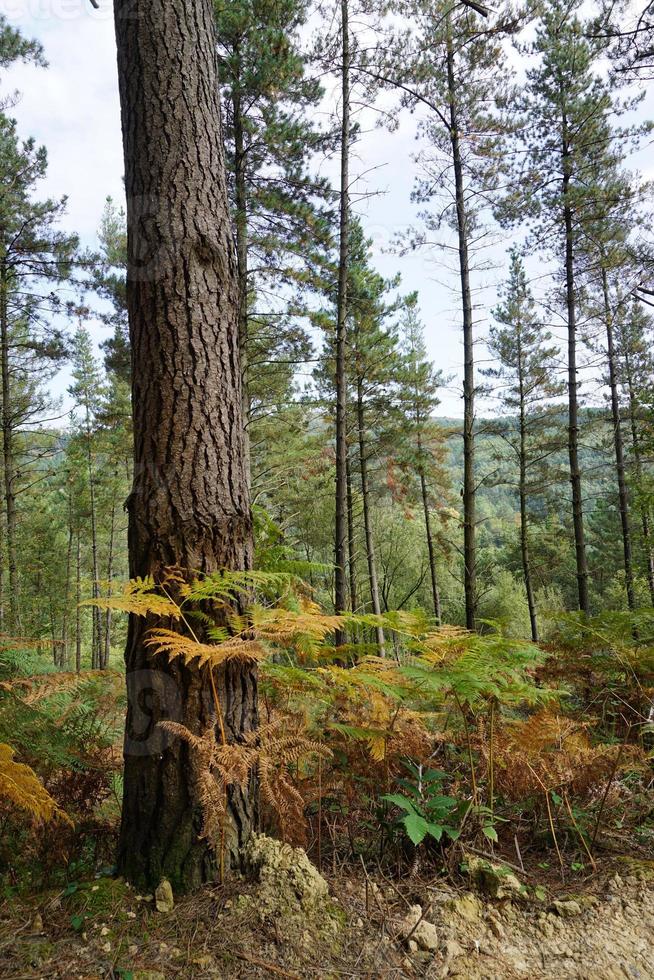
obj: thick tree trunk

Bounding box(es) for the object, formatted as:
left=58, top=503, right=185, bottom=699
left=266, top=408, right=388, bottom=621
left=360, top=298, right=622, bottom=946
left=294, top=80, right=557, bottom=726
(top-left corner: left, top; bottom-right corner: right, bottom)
left=446, top=28, right=476, bottom=630
left=623, top=346, right=654, bottom=604
left=561, top=123, right=589, bottom=615
left=601, top=267, right=635, bottom=610
left=334, top=0, right=350, bottom=641
left=114, top=0, right=255, bottom=892
left=232, top=62, right=251, bottom=489
left=356, top=379, right=385, bottom=653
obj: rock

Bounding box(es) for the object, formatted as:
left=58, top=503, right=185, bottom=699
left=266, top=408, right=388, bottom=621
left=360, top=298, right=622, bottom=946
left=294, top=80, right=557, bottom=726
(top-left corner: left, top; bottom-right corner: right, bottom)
left=154, top=879, right=174, bottom=913
left=399, top=904, right=439, bottom=952
left=486, top=915, right=505, bottom=939
left=449, top=892, right=482, bottom=921
left=552, top=899, right=583, bottom=918
left=30, top=912, right=43, bottom=934
left=246, top=834, right=329, bottom=911
left=466, top=856, right=523, bottom=899
left=444, top=939, right=465, bottom=959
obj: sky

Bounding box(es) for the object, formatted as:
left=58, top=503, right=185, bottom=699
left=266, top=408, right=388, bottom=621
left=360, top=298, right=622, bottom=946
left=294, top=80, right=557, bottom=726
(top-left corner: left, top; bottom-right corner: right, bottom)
left=2, top=0, right=653, bottom=418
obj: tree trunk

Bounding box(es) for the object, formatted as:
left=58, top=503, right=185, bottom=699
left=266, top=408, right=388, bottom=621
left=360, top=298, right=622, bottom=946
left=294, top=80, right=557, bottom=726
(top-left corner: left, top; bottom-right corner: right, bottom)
left=102, top=493, right=117, bottom=670
left=623, top=345, right=654, bottom=604
left=114, top=0, right=255, bottom=892
left=346, top=451, right=358, bottom=614
left=83, top=408, right=103, bottom=668
left=561, top=120, right=590, bottom=615
left=516, top=329, right=538, bottom=642
left=334, top=0, right=350, bottom=642
left=420, top=468, right=442, bottom=626
left=601, top=266, right=635, bottom=610
left=446, top=25, right=476, bottom=630
left=61, top=488, right=74, bottom=668
left=0, top=265, right=20, bottom=634
left=232, top=56, right=251, bottom=490
left=356, top=379, right=385, bottom=654
left=75, top=529, right=82, bottom=673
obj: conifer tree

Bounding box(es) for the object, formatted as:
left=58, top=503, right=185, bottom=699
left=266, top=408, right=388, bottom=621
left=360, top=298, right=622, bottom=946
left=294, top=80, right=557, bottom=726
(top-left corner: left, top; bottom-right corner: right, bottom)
left=485, top=251, right=564, bottom=641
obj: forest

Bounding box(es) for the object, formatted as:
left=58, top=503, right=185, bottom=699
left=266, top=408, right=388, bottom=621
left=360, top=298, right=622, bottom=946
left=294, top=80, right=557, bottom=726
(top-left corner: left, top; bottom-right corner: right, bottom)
left=1, top=0, right=654, bottom=976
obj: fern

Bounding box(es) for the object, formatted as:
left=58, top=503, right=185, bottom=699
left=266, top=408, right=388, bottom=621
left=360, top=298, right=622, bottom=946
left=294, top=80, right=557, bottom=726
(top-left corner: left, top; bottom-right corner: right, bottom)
left=0, top=743, right=71, bottom=825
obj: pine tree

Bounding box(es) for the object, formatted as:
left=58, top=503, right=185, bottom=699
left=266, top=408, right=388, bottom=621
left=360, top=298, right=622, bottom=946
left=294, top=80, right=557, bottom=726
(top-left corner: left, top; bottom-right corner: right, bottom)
left=485, top=251, right=565, bottom=641
left=113, top=0, right=255, bottom=889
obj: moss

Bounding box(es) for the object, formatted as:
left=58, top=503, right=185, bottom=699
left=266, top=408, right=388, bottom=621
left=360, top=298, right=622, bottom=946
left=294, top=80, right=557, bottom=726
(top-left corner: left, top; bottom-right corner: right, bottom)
left=63, top=876, right=131, bottom=921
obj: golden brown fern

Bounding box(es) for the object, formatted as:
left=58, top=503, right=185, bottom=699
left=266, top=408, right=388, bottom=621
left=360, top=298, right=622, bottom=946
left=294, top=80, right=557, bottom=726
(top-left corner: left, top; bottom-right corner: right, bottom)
left=0, top=743, right=71, bottom=825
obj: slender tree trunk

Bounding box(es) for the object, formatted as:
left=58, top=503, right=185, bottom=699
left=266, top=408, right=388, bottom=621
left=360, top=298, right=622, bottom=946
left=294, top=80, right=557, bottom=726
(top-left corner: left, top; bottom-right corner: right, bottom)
left=75, top=529, right=82, bottom=674
left=356, top=379, right=385, bottom=653
left=346, top=451, right=357, bottom=614
left=83, top=410, right=103, bottom=667
left=61, top=489, right=74, bottom=668
left=420, top=468, right=442, bottom=626
left=334, top=0, right=350, bottom=641
left=446, top=26, right=476, bottom=630
left=623, top=345, right=654, bottom=604
left=232, top=59, right=251, bottom=490
left=114, top=0, right=255, bottom=891
left=0, top=265, right=20, bottom=634
left=561, top=120, right=590, bottom=615
left=601, top=266, right=635, bottom=610
left=102, top=493, right=117, bottom=670
left=516, top=330, right=539, bottom=642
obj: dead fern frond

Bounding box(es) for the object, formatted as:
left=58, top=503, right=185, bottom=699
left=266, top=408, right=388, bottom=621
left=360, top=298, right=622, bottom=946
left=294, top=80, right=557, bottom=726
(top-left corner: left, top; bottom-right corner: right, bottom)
left=81, top=576, right=180, bottom=619
left=0, top=743, right=72, bottom=825
left=145, top=630, right=268, bottom=668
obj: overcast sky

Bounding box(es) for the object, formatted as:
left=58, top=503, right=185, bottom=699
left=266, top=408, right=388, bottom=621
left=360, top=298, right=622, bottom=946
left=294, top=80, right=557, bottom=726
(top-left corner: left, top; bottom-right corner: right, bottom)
left=3, top=0, right=653, bottom=417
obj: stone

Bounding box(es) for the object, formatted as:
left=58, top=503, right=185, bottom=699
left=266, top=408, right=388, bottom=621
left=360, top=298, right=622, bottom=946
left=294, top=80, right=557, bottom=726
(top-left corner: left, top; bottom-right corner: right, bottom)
left=154, top=879, right=174, bottom=913
left=466, top=856, right=523, bottom=899
left=552, top=899, right=583, bottom=918
left=399, top=905, right=439, bottom=952
left=449, top=892, right=482, bottom=921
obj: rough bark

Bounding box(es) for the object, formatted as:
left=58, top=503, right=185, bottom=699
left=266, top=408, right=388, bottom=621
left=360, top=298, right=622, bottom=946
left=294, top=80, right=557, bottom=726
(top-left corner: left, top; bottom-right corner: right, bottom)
left=334, top=0, right=350, bottom=641
left=102, top=494, right=117, bottom=670
left=601, top=267, right=635, bottom=610
left=346, top=451, right=358, bottom=615
left=83, top=407, right=103, bottom=668
left=561, top=118, right=590, bottom=615
left=419, top=461, right=442, bottom=626
left=232, top=61, right=251, bottom=489
left=75, top=530, right=81, bottom=674
left=446, top=27, right=476, bottom=630
left=113, top=0, right=255, bottom=891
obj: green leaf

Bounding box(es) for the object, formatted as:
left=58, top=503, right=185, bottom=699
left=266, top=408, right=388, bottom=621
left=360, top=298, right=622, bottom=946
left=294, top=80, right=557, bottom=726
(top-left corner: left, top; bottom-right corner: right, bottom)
left=482, top=825, right=498, bottom=842
left=381, top=793, right=419, bottom=815
left=425, top=822, right=444, bottom=841
left=402, top=812, right=430, bottom=845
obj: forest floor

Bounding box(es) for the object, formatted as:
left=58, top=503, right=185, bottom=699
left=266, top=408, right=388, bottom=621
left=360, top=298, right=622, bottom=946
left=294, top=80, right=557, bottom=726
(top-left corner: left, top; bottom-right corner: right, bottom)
left=1, top=839, right=653, bottom=979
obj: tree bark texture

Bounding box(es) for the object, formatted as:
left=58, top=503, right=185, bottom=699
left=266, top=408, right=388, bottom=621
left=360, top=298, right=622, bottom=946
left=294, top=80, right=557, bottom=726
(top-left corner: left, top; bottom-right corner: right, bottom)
left=113, top=0, right=255, bottom=892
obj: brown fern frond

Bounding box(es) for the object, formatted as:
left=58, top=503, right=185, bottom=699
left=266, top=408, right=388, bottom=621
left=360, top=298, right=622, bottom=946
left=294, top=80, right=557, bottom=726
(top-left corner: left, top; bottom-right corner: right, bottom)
left=1, top=670, right=121, bottom=705
left=81, top=576, right=180, bottom=619
left=0, top=743, right=72, bottom=825
left=145, top=629, right=267, bottom=668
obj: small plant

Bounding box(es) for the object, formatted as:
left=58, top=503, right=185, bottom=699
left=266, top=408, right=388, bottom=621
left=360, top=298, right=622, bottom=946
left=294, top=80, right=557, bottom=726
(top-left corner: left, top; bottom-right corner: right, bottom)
left=382, top=760, right=460, bottom=846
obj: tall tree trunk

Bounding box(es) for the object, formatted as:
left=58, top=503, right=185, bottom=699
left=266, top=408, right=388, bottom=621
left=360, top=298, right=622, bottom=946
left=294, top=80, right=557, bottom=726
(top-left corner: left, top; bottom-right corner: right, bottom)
left=601, top=266, right=635, bottom=610
left=114, top=0, right=255, bottom=891
left=516, top=329, right=539, bottom=642
left=561, top=118, right=590, bottom=615
left=0, top=265, right=20, bottom=634
left=75, top=529, right=82, bottom=674
left=61, top=488, right=74, bottom=669
left=419, top=466, right=442, bottom=626
left=232, top=57, right=251, bottom=490
left=623, top=345, right=654, bottom=604
left=346, top=451, right=357, bottom=614
left=334, top=0, right=350, bottom=642
left=446, top=25, right=476, bottom=630
left=102, top=493, right=117, bottom=670
left=83, top=410, right=103, bottom=668
left=356, top=379, right=385, bottom=653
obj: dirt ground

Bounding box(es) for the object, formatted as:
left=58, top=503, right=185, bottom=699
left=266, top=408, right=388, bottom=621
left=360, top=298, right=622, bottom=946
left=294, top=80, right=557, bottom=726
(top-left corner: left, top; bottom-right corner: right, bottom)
left=0, top=840, right=653, bottom=979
